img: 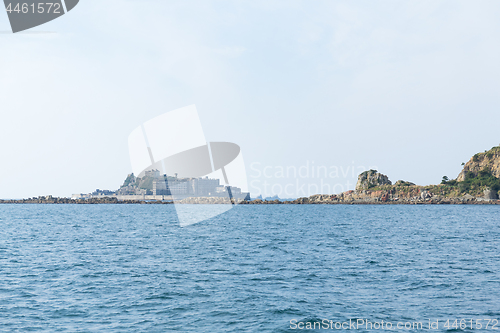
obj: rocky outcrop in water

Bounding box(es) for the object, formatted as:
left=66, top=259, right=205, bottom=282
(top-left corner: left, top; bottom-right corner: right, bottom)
left=240, top=146, right=500, bottom=205
left=355, top=170, right=392, bottom=191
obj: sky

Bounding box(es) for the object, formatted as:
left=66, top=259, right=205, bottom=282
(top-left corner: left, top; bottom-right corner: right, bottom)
left=1, top=0, right=500, bottom=199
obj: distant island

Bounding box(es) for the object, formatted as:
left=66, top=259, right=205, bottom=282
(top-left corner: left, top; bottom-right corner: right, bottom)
left=71, top=170, right=250, bottom=203
left=2, top=145, right=499, bottom=205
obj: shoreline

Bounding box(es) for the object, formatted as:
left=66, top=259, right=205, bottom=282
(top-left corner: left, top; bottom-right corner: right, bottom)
left=1, top=197, right=499, bottom=205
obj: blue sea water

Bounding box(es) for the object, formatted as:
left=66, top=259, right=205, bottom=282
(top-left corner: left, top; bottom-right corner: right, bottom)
left=0, top=204, right=499, bottom=332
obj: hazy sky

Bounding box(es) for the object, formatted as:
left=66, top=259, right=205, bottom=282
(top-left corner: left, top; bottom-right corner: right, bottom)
left=1, top=0, right=500, bottom=199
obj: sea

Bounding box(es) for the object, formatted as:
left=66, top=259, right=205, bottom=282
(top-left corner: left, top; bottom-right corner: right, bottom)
left=0, top=204, right=499, bottom=332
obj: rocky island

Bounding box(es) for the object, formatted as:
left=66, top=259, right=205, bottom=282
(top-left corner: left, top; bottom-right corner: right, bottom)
left=2, top=145, right=500, bottom=205
left=242, top=145, right=500, bottom=205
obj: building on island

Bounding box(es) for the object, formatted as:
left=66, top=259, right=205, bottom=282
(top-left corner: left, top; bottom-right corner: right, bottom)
left=72, top=171, right=249, bottom=201
left=152, top=176, right=232, bottom=196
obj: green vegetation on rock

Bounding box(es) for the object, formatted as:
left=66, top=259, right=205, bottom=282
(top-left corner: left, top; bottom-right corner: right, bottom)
left=121, top=173, right=136, bottom=188
left=457, top=169, right=500, bottom=194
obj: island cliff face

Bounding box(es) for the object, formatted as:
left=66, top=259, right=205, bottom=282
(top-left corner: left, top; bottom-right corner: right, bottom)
left=355, top=170, right=392, bottom=190
left=457, top=146, right=500, bottom=181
